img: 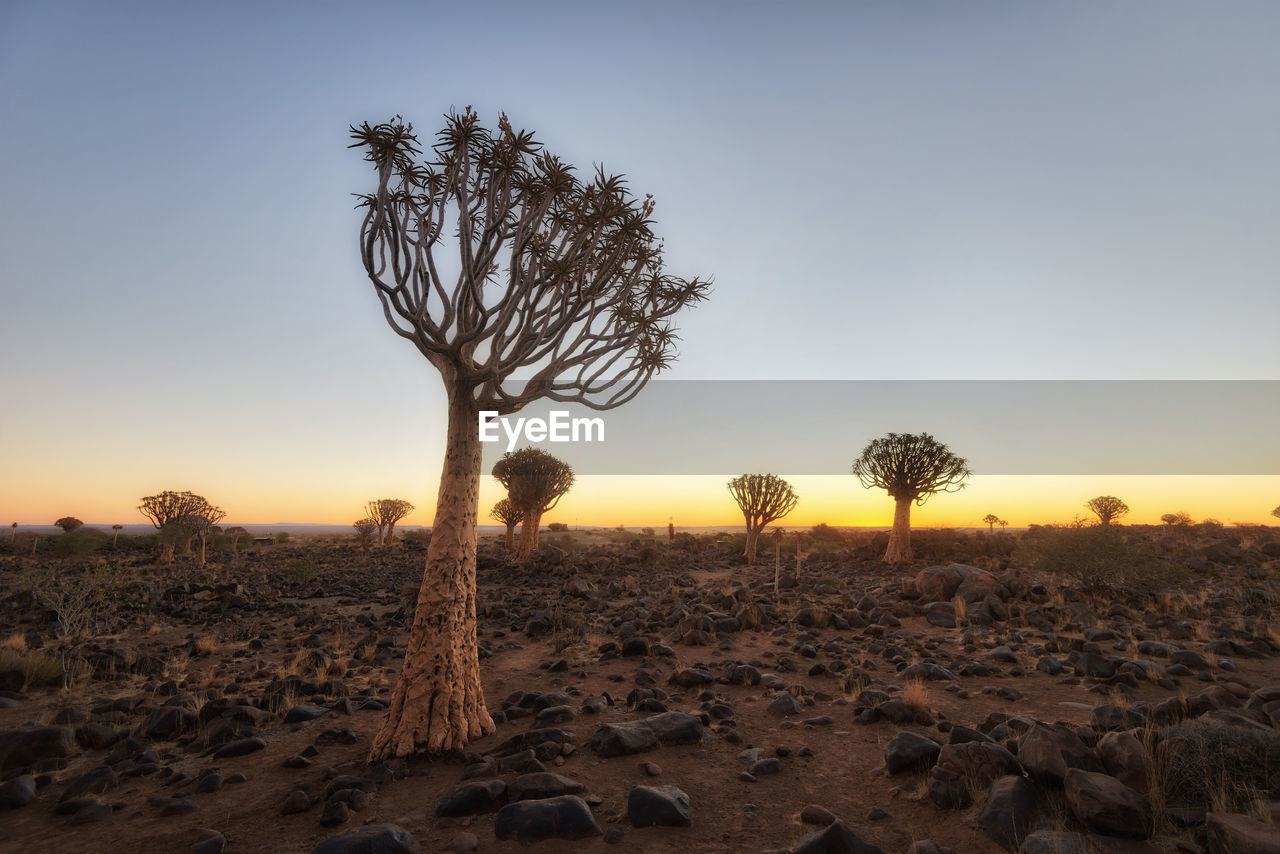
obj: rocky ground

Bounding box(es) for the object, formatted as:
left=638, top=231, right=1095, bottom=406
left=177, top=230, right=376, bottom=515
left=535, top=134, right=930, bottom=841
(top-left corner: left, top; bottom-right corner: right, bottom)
left=1, top=527, right=1279, bottom=854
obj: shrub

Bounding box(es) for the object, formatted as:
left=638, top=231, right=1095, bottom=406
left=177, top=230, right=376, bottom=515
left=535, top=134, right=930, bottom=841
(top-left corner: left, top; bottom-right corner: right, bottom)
left=0, top=647, right=63, bottom=688
left=641, top=527, right=655, bottom=536
left=402, top=529, right=431, bottom=547
left=53, top=528, right=108, bottom=557
left=547, top=522, right=568, bottom=533
left=279, top=558, right=315, bottom=583
left=1017, top=525, right=1189, bottom=596
left=1158, top=718, right=1280, bottom=813
left=274, top=531, right=292, bottom=543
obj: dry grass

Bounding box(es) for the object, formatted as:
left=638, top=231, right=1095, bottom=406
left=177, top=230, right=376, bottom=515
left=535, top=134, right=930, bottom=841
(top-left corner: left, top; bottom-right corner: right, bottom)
left=1, top=631, right=26, bottom=651
left=147, top=622, right=164, bottom=636
left=951, top=595, right=969, bottom=626
left=902, top=677, right=930, bottom=711
left=0, top=647, right=62, bottom=688
left=194, top=635, right=220, bottom=656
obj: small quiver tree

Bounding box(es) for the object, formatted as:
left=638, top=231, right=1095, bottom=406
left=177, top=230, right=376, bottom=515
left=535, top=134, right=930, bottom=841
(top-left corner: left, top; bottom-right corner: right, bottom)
left=138, top=490, right=208, bottom=560
left=492, top=449, right=574, bottom=560
left=366, top=498, right=415, bottom=547
left=1086, top=495, right=1130, bottom=527
left=490, top=499, right=524, bottom=552
left=188, top=504, right=226, bottom=567
left=982, top=513, right=999, bottom=532
left=851, top=432, right=971, bottom=563
left=727, top=474, right=798, bottom=564
left=55, top=517, right=83, bottom=533
left=353, top=518, right=378, bottom=550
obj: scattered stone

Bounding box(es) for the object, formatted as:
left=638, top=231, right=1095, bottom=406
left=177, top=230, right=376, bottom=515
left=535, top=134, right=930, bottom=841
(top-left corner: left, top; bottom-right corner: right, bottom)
left=436, top=780, right=506, bottom=817
left=0, top=726, right=76, bottom=771
left=800, top=804, right=836, bottom=826
left=1064, top=768, right=1152, bottom=839
left=977, top=775, right=1036, bottom=851
left=210, top=737, right=266, bottom=759
left=309, top=823, right=421, bottom=854
left=884, top=731, right=941, bottom=775
left=493, top=795, right=602, bottom=842
left=791, top=818, right=884, bottom=854
left=627, top=785, right=691, bottom=828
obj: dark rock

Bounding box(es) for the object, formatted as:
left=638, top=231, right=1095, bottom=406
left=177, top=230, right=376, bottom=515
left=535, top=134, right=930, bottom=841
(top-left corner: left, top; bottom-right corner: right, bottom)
left=321, top=799, right=351, bottom=826
left=0, top=774, right=37, bottom=808
left=1203, top=811, right=1280, bottom=854
left=1064, top=768, right=1152, bottom=838
left=627, top=784, right=691, bottom=827
left=436, top=780, right=506, bottom=817
left=309, top=823, right=421, bottom=854
left=0, top=726, right=76, bottom=771
left=928, top=741, right=1023, bottom=809
left=69, top=801, right=113, bottom=824
left=507, top=773, right=587, bottom=802
left=211, top=737, right=266, bottom=759
left=977, top=775, right=1035, bottom=851
left=769, top=693, right=805, bottom=716
left=281, top=788, right=313, bottom=814
left=1096, top=731, right=1151, bottom=794
left=60, top=765, right=119, bottom=801
left=800, top=804, right=837, bottom=825
left=137, top=706, right=198, bottom=740
left=493, top=795, right=602, bottom=841
left=190, top=831, right=227, bottom=854
left=884, top=731, right=941, bottom=775
left=1019, top=723, right=1101, bottom=784
left=791, top=818, right=884, bottom=854
left=284, top=704, right=330, bottom=723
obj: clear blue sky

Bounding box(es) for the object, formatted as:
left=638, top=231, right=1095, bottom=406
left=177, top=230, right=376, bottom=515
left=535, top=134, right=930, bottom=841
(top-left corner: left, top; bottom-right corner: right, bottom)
left=2, top=1, right=1277, bottom=525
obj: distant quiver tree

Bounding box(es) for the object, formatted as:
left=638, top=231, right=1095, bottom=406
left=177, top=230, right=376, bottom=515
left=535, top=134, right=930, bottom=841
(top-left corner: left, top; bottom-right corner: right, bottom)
left=852, top=433, right=971, bottom=563
left=492, top=448, right=574, bottom=559
left=490, top=498, right=524, bottom=552
left=1086, top=495, right=1130, bottom=526
left=727, top=474, right=798, bottom=564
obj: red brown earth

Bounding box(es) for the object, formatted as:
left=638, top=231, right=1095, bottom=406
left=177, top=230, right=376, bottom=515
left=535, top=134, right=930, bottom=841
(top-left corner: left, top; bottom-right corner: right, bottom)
left=1, top=527, right=1278, bottom=853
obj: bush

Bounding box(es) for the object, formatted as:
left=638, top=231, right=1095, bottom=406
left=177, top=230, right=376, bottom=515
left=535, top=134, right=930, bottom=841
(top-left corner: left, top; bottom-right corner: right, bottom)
left=54, top=528, right=108, bottom=557
left=545, top=533, right=581, bottom=553
left=274, top=531, right=292, bottom=543
left=1017, top=525, right=1189, bottom=596
left=547, top=522, right=568, bottom=533
left=402, top=529, right=431, bottom=547
left=1158, top=718, right=1280, bottom=812
left=0, top=647, right=63, bottom=688
left=279, top=558, right=315, bottom=583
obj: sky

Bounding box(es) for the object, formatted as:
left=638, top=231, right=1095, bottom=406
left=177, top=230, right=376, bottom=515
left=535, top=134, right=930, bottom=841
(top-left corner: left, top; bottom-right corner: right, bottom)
left=1, top=1, right=1277, bottom=528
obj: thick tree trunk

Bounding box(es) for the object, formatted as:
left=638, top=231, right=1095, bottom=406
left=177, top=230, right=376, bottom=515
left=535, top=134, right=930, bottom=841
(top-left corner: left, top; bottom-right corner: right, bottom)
left=198, top=536, right=207, bottom=567
left=386, top=522, right=397, bottom=545
left=744, top=526, right=759, bottom=564
left=369, top=390, right=494, bottom=760
left=884, top=497, right=913, bottom=562
left=515, top=510, right=537, bottom=559
left=504, top=524, right=515, bottom=551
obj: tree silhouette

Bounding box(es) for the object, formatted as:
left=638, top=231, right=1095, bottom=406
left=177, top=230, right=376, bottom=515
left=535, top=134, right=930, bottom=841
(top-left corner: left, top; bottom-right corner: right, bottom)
left=54, top=517, right=83, bottom=533
left=1161, top=511, right=1193, bottom=527
left=1272, top=505, right=1280, bottom=521
left=981, top=513, right=999, bottom=532
left=997, top=519, right=1008, bottom=529
left=492, top=449, right=574, bottom=559
left=111, top=524, right=123, bottom=548
left=851, top=433, right=971, bottom=562
left=351, top=109, right=707, bottom=758
left=490, top=498, right=524, bottom=552
left=353, top=519, right=378, bottom=549
left=188, top=506, right=225, bottom=567
left=1086, top=495, right=1129, bottom=526
left=138, top=491, right=210, bottom=560
left=9, top=523, right=15, bottom=541
left=727, top=474, right=798, bottom=564
left=366, top=498, right=415, bottom=546
left=224, top=526, right=249, bottom=556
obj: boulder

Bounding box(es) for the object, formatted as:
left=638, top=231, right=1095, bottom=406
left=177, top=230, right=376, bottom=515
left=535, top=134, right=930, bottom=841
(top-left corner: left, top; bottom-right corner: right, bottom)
left=627, top=785, right=691, bottom=827
left=1063, top=768, right=1151, bottom=839
left=493, top=795, right=601, bottom=842
left=309, top=824, right=420, bottom=854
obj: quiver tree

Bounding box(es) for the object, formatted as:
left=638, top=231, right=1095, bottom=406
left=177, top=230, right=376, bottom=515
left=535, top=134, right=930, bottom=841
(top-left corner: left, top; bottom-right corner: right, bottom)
left=224, top=526, right=249, bottom=556
left=138, top=490, right=210, bottom=561
left=727, top=474, right=798, bottom=564
left=982, top=513, right=999, bottom=532
left=1086, top=495, right=1129, bottom=526
left=490, top=498, right=524, bottom=551
left=188, top=506, right=225, bottom=567
left=9, top=523, right=15, bottom=541
left=353, top=518, right=378, bottom=549
left=492, top=448, right=574, bottom=559
left=366, top=498, right=415, bottom=546
left=111, top=525, right=122, bottom=547
left=351, top=108, right=708, bottom=759
left=852, top=432, right=971, bottom=563
left=1271, top=505, right=1279, bottom=521
left=1161, top=512, right=1193, bottom=527
left=55, top=517, right=83, bottom=533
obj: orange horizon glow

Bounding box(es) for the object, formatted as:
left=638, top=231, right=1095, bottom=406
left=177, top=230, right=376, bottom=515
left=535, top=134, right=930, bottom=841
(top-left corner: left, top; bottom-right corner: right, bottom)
left=4, top=474, right=1276, bottom=531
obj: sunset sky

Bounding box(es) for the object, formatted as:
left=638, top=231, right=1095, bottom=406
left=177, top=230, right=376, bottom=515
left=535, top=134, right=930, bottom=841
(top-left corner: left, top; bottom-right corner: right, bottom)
left=2, top=2, right=1277, bottom=529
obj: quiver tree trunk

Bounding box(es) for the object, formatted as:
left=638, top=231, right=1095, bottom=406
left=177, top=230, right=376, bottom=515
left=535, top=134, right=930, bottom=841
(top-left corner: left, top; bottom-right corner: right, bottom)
left=884, top=497, right=913, bottom=562
left=514, top=510, right=541, bottom=560
left=504, top=524, right=516, bottom=551
left=744, top=527, right=761, bottom=564
left=385, top=522, right=397, bottom=546
left=369, top=390, right=495, bottom=760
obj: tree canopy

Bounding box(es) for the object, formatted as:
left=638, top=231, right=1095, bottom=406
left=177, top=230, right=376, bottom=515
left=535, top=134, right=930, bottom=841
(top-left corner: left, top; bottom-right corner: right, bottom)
left=851, top=433, right=971, bottom=505
left=492, top=449, right=574, bottom=516
left=1086, top=495, right=1130, bottom=526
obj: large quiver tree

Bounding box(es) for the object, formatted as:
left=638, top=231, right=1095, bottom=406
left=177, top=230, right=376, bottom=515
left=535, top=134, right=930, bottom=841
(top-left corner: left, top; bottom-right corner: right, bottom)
left=727, top=474, right=798, bottom=564
left=492, top=448, right=574, bottom=559
left=851, top=433, right=971, bottom=563
left=1085, top=495, right=1129, bottom=526
left=367, top=498, right=415, bottom=546
left=351, top=109, right=708, bottom=760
